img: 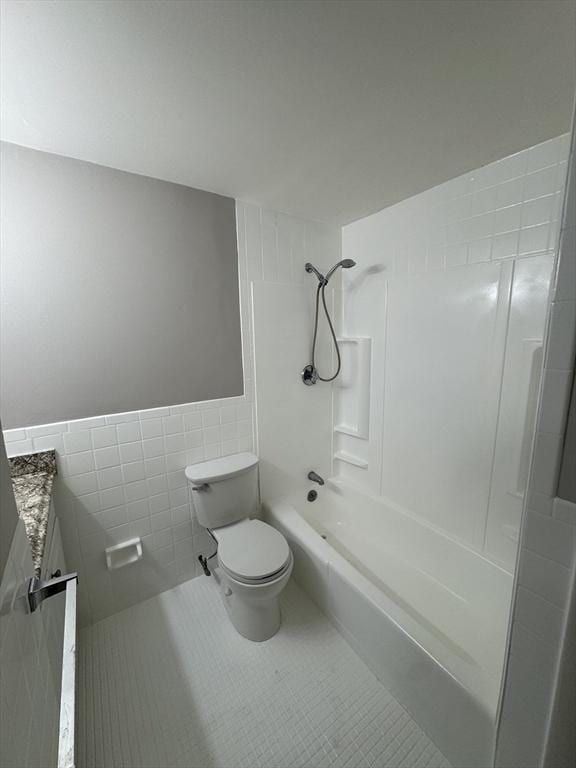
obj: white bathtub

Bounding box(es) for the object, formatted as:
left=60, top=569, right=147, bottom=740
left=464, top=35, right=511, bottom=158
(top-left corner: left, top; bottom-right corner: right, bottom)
left=264, top=479, right=514, bottom=768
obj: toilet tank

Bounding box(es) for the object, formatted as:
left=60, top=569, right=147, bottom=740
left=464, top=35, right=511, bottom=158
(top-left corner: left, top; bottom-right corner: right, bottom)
left=185, top=452, right=259, bottom=529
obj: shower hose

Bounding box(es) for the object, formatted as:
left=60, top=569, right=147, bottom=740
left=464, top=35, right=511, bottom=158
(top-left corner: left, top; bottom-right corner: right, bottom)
left=311, top=280, right=341, bottom=382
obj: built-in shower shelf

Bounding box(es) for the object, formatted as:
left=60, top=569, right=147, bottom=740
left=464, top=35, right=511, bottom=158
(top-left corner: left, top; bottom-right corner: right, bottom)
left=334, top=450, right=368, bottom=469
left=334, top=336, right=371, bottom=439
left=334, top=423, right=364, bottom=438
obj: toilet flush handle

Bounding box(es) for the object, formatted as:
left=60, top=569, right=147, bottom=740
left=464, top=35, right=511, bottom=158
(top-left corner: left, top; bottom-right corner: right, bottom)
left=192, top=483, right=210, bottom=492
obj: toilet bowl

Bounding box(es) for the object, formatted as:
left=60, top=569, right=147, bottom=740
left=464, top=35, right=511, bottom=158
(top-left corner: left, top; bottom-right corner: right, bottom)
left=185, top=453, right=292, bottom=641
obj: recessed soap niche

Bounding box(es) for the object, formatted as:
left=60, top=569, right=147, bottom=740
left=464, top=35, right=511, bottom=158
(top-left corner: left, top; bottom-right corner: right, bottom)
left=334, top=337, right=371, bottom=469
left=105, top=538, right=143, bottom=571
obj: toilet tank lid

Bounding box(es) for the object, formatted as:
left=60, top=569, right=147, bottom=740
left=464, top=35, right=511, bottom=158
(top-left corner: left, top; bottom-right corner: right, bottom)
left=185, top=452, right=259, bottom=484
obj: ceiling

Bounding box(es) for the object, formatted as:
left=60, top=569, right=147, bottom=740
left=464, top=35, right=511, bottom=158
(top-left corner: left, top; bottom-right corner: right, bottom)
left=1, top=0, right=575, bottom=225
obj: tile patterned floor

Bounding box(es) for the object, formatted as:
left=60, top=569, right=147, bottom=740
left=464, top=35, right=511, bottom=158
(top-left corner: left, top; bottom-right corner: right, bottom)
left=78, top=578, right=450, bottom=768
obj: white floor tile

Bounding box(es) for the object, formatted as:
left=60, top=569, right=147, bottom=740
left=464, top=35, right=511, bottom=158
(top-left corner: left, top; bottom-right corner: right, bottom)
left=78, top=578, right=450, bottom=768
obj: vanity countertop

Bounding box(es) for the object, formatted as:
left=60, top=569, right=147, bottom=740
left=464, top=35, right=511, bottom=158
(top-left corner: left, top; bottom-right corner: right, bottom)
left=9, top=450, right=57, bottom=574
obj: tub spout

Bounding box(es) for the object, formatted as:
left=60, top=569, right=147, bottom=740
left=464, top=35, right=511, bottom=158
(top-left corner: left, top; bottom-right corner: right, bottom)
left=307, top=470, right=325, bottom=486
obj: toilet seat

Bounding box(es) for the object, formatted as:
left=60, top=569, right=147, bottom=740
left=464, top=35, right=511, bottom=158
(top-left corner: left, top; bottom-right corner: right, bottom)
left=213, top=519, right=291, bottom=584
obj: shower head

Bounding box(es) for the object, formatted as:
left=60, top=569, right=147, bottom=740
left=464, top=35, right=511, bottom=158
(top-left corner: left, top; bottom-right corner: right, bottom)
left=305, top=259, right=356, bottom=285
left=324, top=259, right=357, bottom=283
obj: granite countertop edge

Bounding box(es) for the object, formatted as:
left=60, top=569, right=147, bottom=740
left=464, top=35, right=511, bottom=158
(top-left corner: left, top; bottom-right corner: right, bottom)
left=9, top=450, right=58, bottom=574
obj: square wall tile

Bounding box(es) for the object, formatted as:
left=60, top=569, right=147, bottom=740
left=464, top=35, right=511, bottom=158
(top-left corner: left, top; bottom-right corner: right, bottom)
left=97, top=506, right=128, bottom=530
left=100, top=485, right=125, bottom=510
left=143, top=438, right=164, bottom=459
left=98, top=467, right=123, bottom=490
left=164, top=434, right=185, bottom=454
left=183, top=413, right=202, bottom=430
left=166, top=452, right=186, bottom=472
left=201, top=410, right=220, bottom=427
left=126, top=499, right=150, bottom=521
left=117, top=422, right=142, bottom=444
left=91, top=426, right=118, bottom=449
left=63, top=472, right=99, bottom=495
left=141, top=419, right=163, bottom=439
left=119, top=442, right=144, bottom=464
left=64, top=451, right=96, bottom=476
left=147, top=474, right=168, bottom=495
left=144, top=457, right=166, bottom=477
left=163, top=415, right=184, bottom=435
left=185, top=430, right=203, bottom=449
left=94, top=446, right=121, bottom=470
left=220, top=405, right=237, bottom=423
left=63, top=431, right=92, bottom=454
left=203, top=426, right=221, bottom=445
left=124, top=480, right=148, bottom=502
left=121, top=461, right=146, bottom=484
left=149, top=493, right=170, bottom=514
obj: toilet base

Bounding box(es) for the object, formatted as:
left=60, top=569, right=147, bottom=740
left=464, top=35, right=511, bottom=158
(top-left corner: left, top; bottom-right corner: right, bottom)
left=214, top=555, right=293, bottom=642
left=223, top=588, right=281, bottom=642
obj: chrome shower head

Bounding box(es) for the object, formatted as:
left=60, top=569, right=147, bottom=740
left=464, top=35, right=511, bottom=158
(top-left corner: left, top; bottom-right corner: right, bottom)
left=305, top=259, right=356, bottom=285
left=324, top=259, right=357, bottom=283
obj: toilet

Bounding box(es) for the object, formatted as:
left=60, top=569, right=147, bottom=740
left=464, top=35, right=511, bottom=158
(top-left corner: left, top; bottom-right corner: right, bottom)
left=185, top=452, right=293, bottom=642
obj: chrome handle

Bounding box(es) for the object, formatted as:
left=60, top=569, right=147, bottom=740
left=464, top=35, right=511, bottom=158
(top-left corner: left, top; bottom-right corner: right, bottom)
left=192, top=483, right=210, bottom=492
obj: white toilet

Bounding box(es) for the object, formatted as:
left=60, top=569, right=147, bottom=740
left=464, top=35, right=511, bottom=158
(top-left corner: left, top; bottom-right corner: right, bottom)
left=185, top=452, right=293, bottom=642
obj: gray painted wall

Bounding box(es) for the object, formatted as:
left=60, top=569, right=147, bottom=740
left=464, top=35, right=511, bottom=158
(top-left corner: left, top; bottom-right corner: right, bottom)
left=0, top=143, right=243, bottom=428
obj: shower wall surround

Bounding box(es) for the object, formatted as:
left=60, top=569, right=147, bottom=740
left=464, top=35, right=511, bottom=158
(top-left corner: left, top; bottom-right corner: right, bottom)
left=340, top=134, right=570, bottom=571
left=2, top=202, right=338, bottom=626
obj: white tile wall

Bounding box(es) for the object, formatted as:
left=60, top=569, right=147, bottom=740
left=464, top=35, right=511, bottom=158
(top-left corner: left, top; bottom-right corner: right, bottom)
left=496, top=126, right=576, bottom=768
left=237, top=201, right=340, bottom=502
left=3, top=397, right=257, bottom=626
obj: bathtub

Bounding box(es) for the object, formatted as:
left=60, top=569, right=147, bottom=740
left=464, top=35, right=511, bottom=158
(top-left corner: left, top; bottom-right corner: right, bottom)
left=264, top=479, right=514, bottom=768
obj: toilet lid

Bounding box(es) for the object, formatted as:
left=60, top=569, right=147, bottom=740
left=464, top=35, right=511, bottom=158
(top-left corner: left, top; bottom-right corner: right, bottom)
left=215, top=519, right=290, bottom=581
